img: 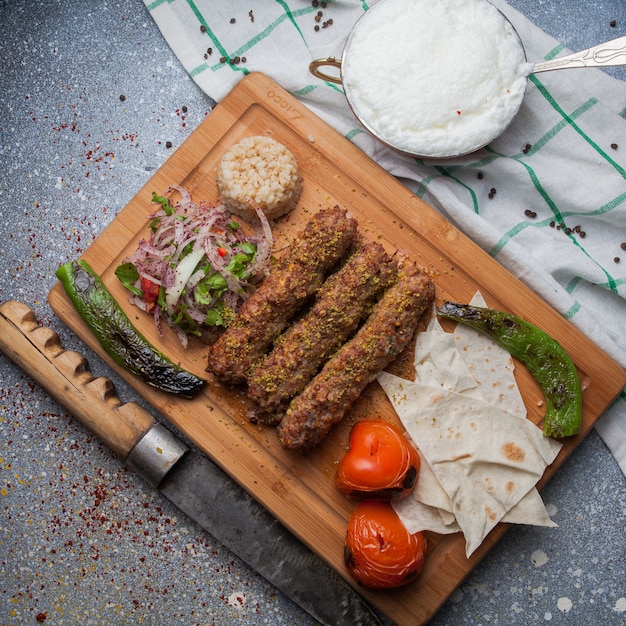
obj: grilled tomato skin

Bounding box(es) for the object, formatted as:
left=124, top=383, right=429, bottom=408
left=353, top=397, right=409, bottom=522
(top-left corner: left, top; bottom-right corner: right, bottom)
left=344, top=500, right=426, bottom=589
left=336, top=419, right=420, bottom=499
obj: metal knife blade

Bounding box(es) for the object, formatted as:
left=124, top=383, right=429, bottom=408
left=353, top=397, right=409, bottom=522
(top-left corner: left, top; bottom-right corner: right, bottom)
left=0, top=300, right=383, bottom=626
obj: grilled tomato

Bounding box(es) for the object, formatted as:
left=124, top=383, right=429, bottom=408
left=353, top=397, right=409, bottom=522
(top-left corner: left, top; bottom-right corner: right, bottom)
left=336, top=419, right=420, bottom=499
left=344, top=500, right=426, bottom=589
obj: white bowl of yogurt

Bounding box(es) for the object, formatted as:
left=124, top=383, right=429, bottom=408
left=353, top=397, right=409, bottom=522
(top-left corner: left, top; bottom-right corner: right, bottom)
left=310, top=0, right=532, bottom=159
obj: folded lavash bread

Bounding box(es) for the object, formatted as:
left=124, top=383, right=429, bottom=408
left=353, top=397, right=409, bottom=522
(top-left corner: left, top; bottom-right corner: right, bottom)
left=378, top=292, right=562, bottom=558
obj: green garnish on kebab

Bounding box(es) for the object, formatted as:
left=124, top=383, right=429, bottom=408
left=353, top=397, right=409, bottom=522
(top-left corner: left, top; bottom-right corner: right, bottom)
left=437, top=302, right=582, bottom=438
left=56, top=259, right=206, bottom=398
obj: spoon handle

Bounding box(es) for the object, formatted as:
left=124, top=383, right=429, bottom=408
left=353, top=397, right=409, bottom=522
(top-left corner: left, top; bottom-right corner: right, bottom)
left=533, top=34, right=626, bottom=73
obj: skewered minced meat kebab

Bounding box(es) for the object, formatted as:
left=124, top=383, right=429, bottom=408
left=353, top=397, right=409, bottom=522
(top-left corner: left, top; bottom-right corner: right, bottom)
left=247, top=238, right=397, bottom=423
left=276, top=256, right=435, bottom=450
left=206, top=206, right=358, bottom=385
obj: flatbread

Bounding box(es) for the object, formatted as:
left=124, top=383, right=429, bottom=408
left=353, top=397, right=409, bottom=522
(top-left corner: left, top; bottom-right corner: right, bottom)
left=379, top=292, right=562, bottom=557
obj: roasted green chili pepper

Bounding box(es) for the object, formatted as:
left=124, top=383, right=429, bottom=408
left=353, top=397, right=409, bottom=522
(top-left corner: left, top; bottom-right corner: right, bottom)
left=437, top=301, right=582, bottom=438
left=56, top=259, right=206, bottom=398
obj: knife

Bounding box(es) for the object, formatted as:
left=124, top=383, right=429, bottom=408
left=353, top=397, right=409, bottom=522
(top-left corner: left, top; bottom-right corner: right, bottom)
left=0, top=300, right=384, bottom=626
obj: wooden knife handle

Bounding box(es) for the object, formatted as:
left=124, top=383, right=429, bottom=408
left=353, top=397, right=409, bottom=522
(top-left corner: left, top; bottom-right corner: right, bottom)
left=0, top=300, right=156, bottom=458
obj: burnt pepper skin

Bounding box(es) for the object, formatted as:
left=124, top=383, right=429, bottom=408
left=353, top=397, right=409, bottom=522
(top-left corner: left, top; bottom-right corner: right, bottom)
left=56, top=259, right=205, bottom=398
left=437, top=301, right=582, bottom=438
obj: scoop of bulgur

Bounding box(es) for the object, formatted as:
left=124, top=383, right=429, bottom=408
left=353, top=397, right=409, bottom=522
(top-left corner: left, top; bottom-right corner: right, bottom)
left=216, top=135, right=302, bottom=221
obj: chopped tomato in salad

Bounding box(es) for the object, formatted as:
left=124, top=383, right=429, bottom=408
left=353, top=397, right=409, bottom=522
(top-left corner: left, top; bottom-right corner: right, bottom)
left=115, top=186, right=273, bottom=347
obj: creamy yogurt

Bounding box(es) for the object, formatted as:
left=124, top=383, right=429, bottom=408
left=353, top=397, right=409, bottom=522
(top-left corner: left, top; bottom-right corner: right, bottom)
left=341, top=0, right=531, bottom=158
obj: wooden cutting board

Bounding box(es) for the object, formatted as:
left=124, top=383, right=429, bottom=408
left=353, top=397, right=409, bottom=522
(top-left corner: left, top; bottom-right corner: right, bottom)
left=49, top=72, right=625, bottom=625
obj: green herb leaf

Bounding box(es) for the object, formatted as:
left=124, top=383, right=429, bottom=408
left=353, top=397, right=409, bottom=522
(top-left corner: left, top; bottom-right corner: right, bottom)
left=115, top=263, right=142, bottom=297
left=205, top=309, right=224, bottom=327
left=151, top=191, right=173, bottom=215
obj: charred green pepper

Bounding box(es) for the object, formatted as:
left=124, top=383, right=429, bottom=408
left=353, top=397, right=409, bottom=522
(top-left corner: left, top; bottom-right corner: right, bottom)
left=56, top=259, right=206, bottom=398
left=437, top=301, right=582, bottom=438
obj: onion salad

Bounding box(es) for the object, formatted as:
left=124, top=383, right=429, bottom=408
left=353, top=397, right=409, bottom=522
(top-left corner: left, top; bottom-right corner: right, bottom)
left=115, top=186, right=273, bottom=347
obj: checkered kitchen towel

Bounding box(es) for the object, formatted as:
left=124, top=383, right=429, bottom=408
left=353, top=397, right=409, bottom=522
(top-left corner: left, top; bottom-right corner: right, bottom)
left=143, top=0, right=626, bottom=475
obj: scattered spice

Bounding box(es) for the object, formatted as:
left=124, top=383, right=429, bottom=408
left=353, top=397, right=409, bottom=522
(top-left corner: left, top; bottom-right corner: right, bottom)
left=524, top=209, right=537, bottom=218
left=166, top=141, right=173, bottom=149
left=611, top=143, right=618, bottom=150
left=249, top=10, right=254, bottom=22
left=230, top=18, right=236, bottom=24
left=580, top=231, right=586, bottom=238
left=488, top=187, right=496, bottom=199
left=312, top=0, right=332, bottom=31
left=522, top=143, right=532, bottom=154
left=610, top=19, right=617, bottom=27
left=621, top=243, right=626, bottom=250
left=477, top=172, right=484, bottom=179
left=614, top=257, right=621, bottom=263
left=200, top=24, right=206, bottom=33
left=119, top=94, right=126, bottom=102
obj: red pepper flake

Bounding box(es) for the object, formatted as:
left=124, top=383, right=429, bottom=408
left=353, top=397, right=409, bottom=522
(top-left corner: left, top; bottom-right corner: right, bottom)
left=217, top=247, right=228, bottom=257
left=36, top=613, right=47, bottom=623
left=456, top=110, right=462, bottom=115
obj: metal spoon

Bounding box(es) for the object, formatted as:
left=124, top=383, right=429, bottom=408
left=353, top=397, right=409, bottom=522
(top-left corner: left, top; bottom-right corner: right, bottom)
left=532, top=34, right=626, bottom=73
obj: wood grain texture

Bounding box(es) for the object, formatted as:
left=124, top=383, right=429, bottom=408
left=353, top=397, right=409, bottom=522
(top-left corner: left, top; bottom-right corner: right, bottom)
left=48, top=73, right=625, bottom=626
left=0, top=300, right=156, bottom=458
